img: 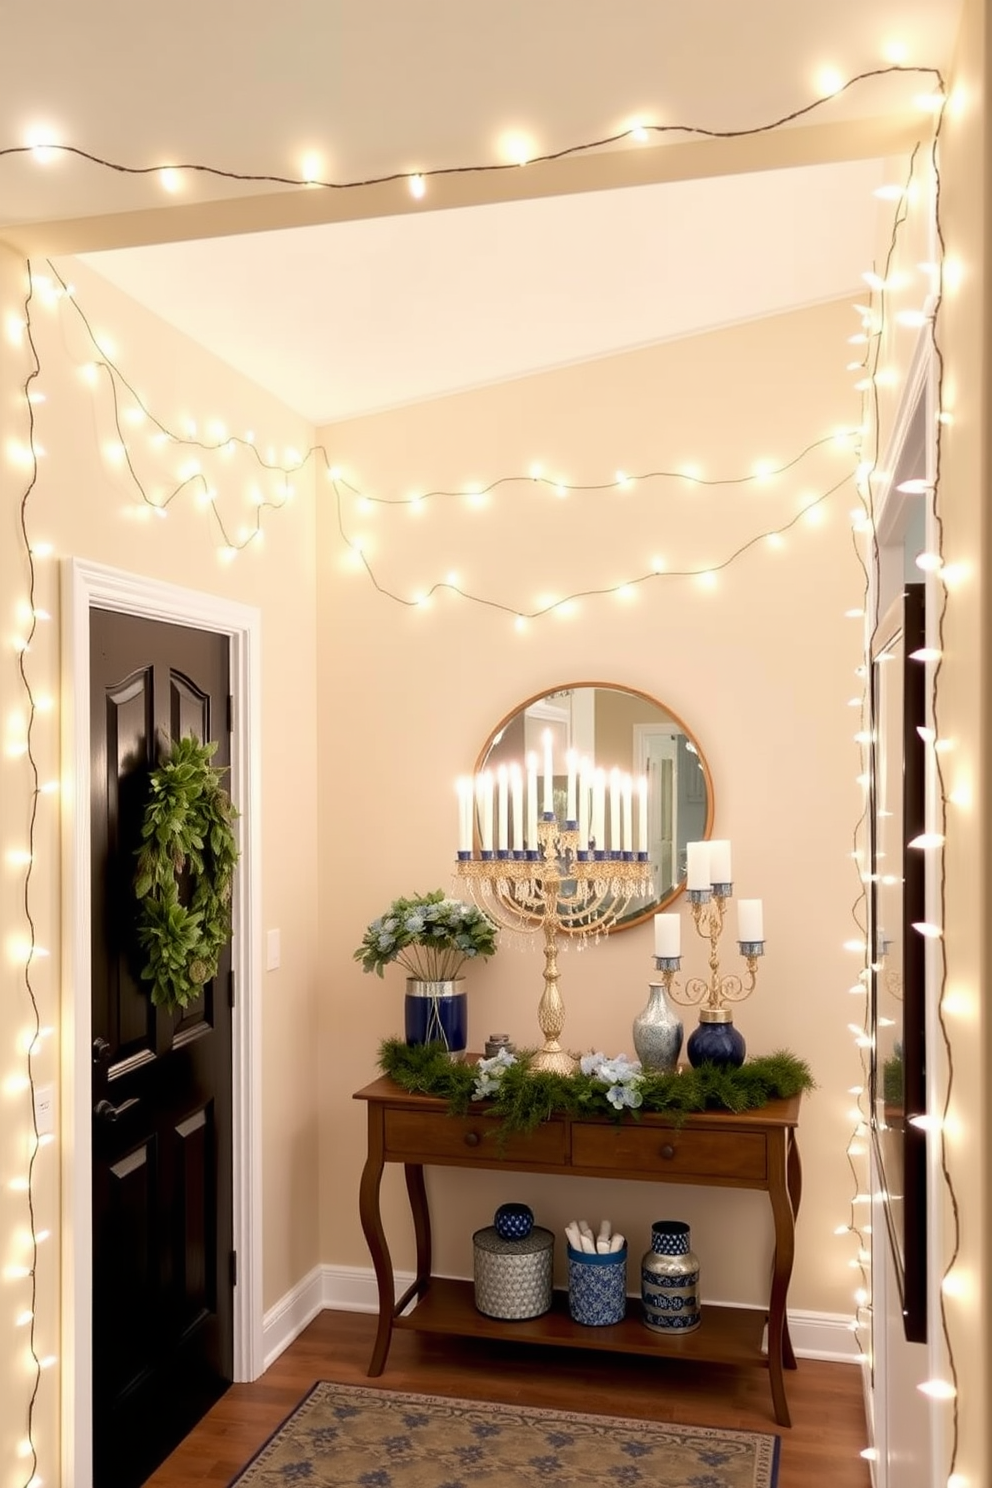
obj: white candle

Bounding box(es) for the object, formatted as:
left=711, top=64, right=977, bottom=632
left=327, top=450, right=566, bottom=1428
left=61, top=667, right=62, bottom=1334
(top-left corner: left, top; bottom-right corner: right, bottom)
left=709, top=839, right=732, bottom=885
left=592, top=768, right=606, bottom=850
left=456, top=777, right=473, bottom=853
left=510, top=762, right=523, bottom=851
left=578, top=758, right=591, bottom=849
left=686, top=840, right=710, bottom=890
left=496, top=764, right=509, bottom=851
left=566, top=748, right=578, bottom=824
left=738, top=899, right=764, bottom=942
left=622, top=774, right=633, bottom=852
left=654, top=913, right=681, bottom=958
left=480, top=770, right=494, bottom=852
left=609, top=768, right=621, bottom=851
left=542, top=729, right=554, bottom=815
left=526, top=752, right=538, bottom=849
left=637, top=775, right=648, bottom=854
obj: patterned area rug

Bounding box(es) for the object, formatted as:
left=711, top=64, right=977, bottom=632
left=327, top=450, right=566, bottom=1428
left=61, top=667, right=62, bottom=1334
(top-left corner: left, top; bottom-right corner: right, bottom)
left=229, top=1381, right=780, bottom=1488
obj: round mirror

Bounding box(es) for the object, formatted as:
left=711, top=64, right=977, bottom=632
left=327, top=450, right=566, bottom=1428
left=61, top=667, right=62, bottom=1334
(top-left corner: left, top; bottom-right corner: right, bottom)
left=476, top=682, right=713, bottom=932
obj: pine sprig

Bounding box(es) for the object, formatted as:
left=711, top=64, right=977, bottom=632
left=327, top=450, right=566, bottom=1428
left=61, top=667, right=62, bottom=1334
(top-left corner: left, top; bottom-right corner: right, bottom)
left=379, top=1038, right=815, bottom=1135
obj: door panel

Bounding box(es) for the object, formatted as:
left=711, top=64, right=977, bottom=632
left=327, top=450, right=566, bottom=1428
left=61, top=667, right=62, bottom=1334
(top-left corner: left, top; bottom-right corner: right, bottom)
left=90, top=608, right=234, bottom=1488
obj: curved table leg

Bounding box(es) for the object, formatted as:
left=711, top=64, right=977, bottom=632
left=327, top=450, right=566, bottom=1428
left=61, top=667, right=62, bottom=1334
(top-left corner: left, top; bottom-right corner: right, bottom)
left=405, top=1162, right=432, bottom=1292
left=783, top=1131, right=803, bottom=1370
left=359, top=1119, right=393, bottom=1377
left=767, top=1130, right=797, bottom=1427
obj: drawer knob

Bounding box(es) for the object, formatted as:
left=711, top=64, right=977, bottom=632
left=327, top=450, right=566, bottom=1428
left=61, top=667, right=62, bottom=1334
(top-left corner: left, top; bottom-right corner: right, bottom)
left=464, top=1131, right=481, bottom=1147
left=660, top=1143, right=676, bottom=1160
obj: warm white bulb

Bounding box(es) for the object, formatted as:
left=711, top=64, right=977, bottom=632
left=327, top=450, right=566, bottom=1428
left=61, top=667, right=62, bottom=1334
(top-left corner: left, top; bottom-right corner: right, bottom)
left=917, top=1379, right=956, bottom=1399
left=159, top=167, right=181, bottom=193
left=409, top=174, right=426, bottom=199
left=816, top=67, right=845, bottom=96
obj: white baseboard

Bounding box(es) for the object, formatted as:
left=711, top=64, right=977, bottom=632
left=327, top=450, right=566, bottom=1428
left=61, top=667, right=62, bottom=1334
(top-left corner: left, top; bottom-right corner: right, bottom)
left=263, top=1264, right=861, bottom=1371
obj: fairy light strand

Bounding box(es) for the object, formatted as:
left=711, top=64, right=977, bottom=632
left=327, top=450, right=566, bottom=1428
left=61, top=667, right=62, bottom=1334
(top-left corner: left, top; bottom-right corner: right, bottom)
left=0, top=66, right=943, bottom=199
left=15, top=258, right=44, bottom=1488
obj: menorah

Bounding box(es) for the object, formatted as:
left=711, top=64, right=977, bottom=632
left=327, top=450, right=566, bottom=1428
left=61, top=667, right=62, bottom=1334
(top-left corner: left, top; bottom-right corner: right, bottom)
left=456, top=816, right=652, bottom=1073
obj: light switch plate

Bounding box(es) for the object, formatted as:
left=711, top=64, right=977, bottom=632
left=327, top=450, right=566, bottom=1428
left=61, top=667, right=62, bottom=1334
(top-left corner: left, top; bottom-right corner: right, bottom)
left=34, top=1083, right=54, bottom=1137
left=266, top=929, right=281, bottom=971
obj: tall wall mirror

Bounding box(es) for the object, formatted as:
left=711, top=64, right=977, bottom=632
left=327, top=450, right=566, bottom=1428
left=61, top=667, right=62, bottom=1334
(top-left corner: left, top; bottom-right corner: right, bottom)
left=476, top=683, right=713, bottom=931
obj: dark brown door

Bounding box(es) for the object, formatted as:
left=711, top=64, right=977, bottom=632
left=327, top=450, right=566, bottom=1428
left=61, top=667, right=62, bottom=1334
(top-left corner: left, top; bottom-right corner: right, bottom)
left=90, top=609, right=234, bottom=1488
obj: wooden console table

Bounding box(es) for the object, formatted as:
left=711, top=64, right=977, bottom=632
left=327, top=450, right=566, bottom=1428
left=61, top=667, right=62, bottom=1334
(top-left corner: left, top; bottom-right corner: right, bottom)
left=354, top=1073, right=802, bottom=1426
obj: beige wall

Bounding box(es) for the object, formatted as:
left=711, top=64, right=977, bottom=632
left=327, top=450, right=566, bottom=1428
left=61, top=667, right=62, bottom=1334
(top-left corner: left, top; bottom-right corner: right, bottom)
left=317, top=298, right=869, bottom=1316
left=0, top=250, right=321, bottom=1479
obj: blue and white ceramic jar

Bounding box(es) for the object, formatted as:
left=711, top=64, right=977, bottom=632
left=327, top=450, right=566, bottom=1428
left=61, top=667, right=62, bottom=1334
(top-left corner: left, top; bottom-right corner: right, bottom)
left=641, top=1220, right=701, bottom=1334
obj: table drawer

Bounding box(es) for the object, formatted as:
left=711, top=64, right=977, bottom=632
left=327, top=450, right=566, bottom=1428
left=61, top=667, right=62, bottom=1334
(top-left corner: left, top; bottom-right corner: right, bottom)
left=571, top=1123, right=767, bottom=1184
left=384, top=1108, right=568, bottom=1166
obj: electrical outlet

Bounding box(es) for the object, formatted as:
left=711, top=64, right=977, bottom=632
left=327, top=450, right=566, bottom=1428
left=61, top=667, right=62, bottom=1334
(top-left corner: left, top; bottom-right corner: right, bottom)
left=266, top=929, right=281, bottom=971
left=34, top=1083, right=54, bottom=1137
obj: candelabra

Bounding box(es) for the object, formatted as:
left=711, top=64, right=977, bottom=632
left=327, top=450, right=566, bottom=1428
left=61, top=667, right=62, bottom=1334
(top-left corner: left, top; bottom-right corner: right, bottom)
left=654, top=882, right=765, bottom=1068
left=457, top=817, right=652, bottom=1073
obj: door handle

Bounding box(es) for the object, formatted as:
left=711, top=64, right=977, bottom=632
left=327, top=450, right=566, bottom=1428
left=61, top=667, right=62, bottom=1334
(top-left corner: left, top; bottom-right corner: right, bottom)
left=94, top=1097, right=140, bottom=1124
left=92, top=1037, right=111, bottom=1064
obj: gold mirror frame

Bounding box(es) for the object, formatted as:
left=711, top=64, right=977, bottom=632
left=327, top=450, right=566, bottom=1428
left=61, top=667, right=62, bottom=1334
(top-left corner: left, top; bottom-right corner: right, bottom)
left=475, top=681, right=714, bottom=932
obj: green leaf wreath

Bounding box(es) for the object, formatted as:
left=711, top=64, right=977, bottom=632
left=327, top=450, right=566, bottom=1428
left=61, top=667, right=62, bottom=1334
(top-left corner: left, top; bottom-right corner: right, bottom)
left=134, top=736, right=240, bottom=1010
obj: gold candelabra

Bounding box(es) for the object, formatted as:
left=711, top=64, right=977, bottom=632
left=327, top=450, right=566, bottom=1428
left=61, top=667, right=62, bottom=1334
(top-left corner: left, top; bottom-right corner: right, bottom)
left=656, top=888, right=763, bottom=1027
left=456, top=818, right=652, bottom=1073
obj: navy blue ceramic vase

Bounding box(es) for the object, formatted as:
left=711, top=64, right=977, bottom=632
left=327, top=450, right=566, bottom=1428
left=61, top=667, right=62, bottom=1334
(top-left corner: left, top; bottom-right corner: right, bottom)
left=404, top=979, right=467, bottom=1057
left=494, top=1202, right=535, bottom=1241
left=686, top=1012, right=746, bottom=1069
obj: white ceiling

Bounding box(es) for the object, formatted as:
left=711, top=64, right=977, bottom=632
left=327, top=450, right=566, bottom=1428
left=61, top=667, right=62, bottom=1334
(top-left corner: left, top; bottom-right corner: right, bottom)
left=1, top=1, right=962, bottom=423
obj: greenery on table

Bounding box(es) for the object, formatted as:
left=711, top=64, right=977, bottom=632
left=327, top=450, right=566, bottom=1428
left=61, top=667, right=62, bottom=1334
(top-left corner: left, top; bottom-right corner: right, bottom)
left=379, top=1038, right=815, bottom=1135
left=354, top=889, right=498, bottom=981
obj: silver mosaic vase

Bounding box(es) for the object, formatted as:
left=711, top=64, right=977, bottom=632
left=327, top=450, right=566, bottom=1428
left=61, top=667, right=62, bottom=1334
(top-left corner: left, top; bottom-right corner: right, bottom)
left=632, top=982, right=683, bottom=1073
left=641, top=1219, right=701, bottom=1333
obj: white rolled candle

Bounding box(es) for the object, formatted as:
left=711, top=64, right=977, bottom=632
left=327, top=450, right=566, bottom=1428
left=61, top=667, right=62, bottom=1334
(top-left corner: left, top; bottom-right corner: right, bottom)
left=566, top=748, right=578, bottom=823
left=496, top=764, right=509, bottom=851
left=686, top=840, right=710, bottom=890
left=709, top=838, right=732, bottom=884
left=597, top=1219, right=611, bottom=1241
left=542, top=728, right=554, bottom=814
left=608, top=1232, right=626, bottom=1253
left=738, top=898, right=764, bottom=942
left=654, top=912, right=681, bottom=958
left=622, top=774, right=633, bottom=852
left=456, top=777, right=473, bottom=853
left=526, top=752, right=538, bottom=848
left=580, top=1234, right=596, bottom=1254
left=592, top=768, right=606, bottom=850
left=637, top=775, right=648, bottom=853
left=480, top=770, right=494, bottom=852
left=510, top=762, right=523, bottom=852
left=609, top=768, right=622, bottom=851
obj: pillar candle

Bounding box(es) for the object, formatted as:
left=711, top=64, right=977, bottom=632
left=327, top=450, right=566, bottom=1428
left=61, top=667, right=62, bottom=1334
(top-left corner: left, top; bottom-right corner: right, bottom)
left=510, top=762, right=523, bottom=851
left=456, top=777, right=473, bottom=853
left=526, top=752, right=538, bottom=848
left=542, top=729, right=554, bottom=814
left=496, top=764, right=509, bottom=851
left=609, top=768, right=621, bottom=851
left=592, top=768, right=606, bottom=850
left=738, top=899, right=764, bottom=942
left=686, top=840, right=710, bottom=889
left=622, top=774, right=633, bottom=853
left=709, top=839, right=732, bottom=884
left=578, top=761, right=590, bottom=849
left=566, top=748, right=578, bottom=823
left=480, top=770, right=494, bottom=853
left=637, top=775, right=648, bottom=853
left=654, top=913, right=680, bottom=958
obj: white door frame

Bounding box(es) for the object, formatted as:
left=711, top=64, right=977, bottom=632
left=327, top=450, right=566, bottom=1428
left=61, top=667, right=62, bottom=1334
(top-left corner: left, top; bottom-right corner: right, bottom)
left=60, top=557, right=263, bottom=1488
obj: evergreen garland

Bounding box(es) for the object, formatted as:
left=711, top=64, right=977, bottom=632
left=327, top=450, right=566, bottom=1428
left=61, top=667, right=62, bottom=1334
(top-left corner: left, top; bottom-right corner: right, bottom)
left=379, top=1038, right=815, bottom=1134
left=134, top=736, right=240, bottom=1010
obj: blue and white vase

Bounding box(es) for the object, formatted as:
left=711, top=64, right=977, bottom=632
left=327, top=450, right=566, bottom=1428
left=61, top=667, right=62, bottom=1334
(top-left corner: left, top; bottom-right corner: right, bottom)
left=404, top=978, right=467, bottom=1057
left=686, top=1009, right=746, bottom=1069
left=641, top=1220, right=701, bottom=1334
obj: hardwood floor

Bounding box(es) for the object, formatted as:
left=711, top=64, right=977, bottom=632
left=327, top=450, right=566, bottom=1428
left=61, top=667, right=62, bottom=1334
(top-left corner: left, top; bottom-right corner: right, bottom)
left=143, top=1309, right=872, bottom=1488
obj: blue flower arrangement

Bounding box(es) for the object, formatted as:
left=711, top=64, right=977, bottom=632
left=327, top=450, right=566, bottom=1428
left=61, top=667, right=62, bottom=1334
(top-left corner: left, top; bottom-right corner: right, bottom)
left=354, top=888, right=498, bottom=982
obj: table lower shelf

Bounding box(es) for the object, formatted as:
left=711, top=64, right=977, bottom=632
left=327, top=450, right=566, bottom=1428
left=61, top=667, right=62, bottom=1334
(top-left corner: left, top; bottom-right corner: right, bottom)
left=394, top=1277, right=769, bottom=1367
